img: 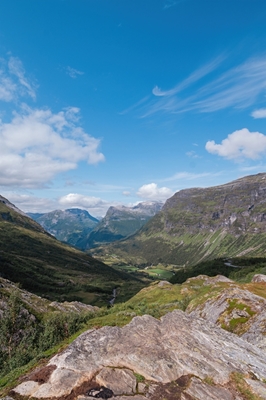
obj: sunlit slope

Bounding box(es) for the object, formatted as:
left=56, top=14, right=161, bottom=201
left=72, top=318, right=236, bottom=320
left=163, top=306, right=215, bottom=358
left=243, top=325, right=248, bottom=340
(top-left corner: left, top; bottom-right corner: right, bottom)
left=91, top=173, right=266, bottom=266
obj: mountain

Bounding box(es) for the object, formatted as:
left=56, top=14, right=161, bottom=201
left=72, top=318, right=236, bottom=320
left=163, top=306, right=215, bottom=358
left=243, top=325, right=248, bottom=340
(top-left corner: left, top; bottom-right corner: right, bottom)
left=78, top=201, right=163, bottom=250
left=0, top=195, right=145, bottom=306
left=27, top=208, right=99, bottom=247
left=91, top=173, right=266, bottom=266
left=9, top=273, right=266, bottom=400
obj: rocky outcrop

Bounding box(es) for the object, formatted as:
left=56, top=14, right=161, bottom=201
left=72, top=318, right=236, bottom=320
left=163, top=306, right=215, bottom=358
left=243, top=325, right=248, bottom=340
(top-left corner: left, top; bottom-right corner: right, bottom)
left=187, top=276, right=266, bottom=350
left=13, top=309, right=266, bottom=399
left=252, top=274, right=266, bottom=283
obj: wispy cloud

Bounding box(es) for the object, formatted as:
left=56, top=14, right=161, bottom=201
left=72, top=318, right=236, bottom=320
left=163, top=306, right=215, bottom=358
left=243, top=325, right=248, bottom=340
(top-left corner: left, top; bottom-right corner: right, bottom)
left=119, top=96, right=150, bottom=115
left=66, top=66, right=84, bottom=79
left=8, top=56, right=37, bottom=100
left=163, top=0, right=187, bottom=10
left=152, top=55, right=225, bottom=97
left=0, top=55, right=37, bottom=102
left=133, top=54, right=266, bottom=117
left=163, top=171, right=212, bottom=182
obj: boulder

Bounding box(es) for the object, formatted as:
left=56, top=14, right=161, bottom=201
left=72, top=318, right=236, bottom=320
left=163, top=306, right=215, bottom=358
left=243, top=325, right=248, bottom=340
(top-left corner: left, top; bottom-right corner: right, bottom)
left=251, top=274, right=266, bottom=283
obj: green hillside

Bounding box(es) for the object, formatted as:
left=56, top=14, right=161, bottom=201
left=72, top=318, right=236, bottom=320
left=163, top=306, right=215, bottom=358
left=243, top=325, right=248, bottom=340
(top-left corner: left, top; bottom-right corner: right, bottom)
left=0, top=197, right=146, bottom=306
left=91, top=173, right=266, bottom=266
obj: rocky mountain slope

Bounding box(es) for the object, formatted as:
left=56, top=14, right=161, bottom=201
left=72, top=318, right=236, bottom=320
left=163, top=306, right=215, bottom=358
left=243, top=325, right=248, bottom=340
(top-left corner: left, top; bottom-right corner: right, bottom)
left=27, top=208, right=99, bottom=248
left=7, top=274, right=266, bottom=400
left=0, top=195, right=144, bottom=306
left=91, top=173, right=266, bottom=266
left=77, top=201, right=163, bottom=250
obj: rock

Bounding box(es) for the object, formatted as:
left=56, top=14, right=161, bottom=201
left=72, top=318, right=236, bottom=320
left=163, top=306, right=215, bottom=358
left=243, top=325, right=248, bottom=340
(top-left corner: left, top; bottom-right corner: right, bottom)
left=251, top=274, right=266, bottom=283
left=115, top=397, right=146, bottom=400
left=245, top=379, right=266, bottom=399
left=137, top=383, right=146, bottom=393
left=188, top=286, right=266, bottom=349
left=86, top=387, right=114, bottom=399
left=185, top=377, right=234, bottom=400
left=12, top=381, right=40, bottom=397
left=95, top=367, right=136, bottom=395
left=115, top=396, right=146, bottom=400
left=157, top=281, right=172, bottom=287
left=13, top=310, right=266, bottom=398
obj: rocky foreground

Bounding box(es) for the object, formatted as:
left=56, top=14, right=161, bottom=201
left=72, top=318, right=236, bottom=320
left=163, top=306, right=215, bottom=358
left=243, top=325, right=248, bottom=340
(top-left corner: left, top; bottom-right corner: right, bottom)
left=9, top=277, right=266, bottom=400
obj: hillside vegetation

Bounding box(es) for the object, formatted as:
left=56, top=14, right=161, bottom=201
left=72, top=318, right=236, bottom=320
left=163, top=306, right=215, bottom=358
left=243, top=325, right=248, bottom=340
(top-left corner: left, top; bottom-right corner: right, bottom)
left=0, top=196, right=146, bottom=306
left=91, top=173, right=266, bottom=266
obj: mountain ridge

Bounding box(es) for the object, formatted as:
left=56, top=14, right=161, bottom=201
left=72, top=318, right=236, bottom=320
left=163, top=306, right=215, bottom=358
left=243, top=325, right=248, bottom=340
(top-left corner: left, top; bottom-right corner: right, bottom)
left=91, top=173, right=266, bottom=266
left=76, top=201, right=163, bottom=250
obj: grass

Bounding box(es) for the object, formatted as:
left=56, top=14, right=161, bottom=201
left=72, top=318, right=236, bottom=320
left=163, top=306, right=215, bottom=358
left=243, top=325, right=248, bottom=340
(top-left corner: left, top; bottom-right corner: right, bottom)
left=0, top=206, right=147, bottom=306
left=230, top=372, right=263, bottom=400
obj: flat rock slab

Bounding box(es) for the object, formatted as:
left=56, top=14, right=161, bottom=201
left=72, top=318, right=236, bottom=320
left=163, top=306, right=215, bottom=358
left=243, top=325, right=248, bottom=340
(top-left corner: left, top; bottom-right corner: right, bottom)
left=96, top=367, right=136, bottom=395
left=185, top=377, right=234, bottom=400
left=13, top=310, right=266, bottom=399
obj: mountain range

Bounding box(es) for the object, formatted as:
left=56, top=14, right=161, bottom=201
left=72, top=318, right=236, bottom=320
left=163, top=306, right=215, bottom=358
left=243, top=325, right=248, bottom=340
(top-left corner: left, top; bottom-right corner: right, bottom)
left=91, top=173, right=266, bottom=266
left=27, top=208, right=99, bottom=247
left=0, top=195, right=145, bottom=306
left=78, top=201, right=163, bottom=250
left=28, top=201, right=163, bottom=250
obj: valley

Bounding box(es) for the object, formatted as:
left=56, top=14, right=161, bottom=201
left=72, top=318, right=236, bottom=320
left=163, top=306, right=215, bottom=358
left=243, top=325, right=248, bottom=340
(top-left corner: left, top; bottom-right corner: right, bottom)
left=2, top=173, right=266, bottom=399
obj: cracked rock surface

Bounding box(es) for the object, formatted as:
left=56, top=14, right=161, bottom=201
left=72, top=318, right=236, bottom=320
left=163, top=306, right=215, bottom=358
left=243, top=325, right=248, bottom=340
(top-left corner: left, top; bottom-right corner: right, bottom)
left=12, top=308, right=266, bottom=399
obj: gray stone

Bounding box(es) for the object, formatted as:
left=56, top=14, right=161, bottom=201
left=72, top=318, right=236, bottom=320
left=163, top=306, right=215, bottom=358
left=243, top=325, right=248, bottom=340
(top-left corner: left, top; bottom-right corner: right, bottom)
left=245, top=379, right=266, bottom=399
left=185, top=377, right=234, bottom=400
left=115, top=397, right=146, bottom=400
left=252, top=274, right=266, bottom=283
left=137, top=383, right=147, bottom=393
left=188, top=286, right=266, bottom=350
left=13, top=310, right=266, bottom=398
left=96, top=367, right=136, bottom=395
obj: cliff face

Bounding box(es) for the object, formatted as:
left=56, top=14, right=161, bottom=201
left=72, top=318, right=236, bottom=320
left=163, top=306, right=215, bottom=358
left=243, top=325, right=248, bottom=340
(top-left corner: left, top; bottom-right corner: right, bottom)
left=162, top=172, right=266, bottom=235
left=92, top=173, right=266, bottom=266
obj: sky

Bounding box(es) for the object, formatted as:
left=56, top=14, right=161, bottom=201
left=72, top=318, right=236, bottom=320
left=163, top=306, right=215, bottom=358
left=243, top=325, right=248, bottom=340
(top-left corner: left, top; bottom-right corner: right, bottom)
left=1, top=0, right=266, bottom=217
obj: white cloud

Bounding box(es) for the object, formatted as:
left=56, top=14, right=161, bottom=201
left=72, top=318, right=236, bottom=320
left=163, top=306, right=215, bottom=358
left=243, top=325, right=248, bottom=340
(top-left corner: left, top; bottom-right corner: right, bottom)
left=0, top=106, right=105, bottom=188
left=251, top=108, right=266, bottom=119
left=1, top=193, right=58, bottom=213
left=186, top=150, right=200, bottom=158
left=0, top=56, right=37, bottom=102
left=206, top=128, right=266, bottom=160
left=8, top=56, right=37, bottom=100
left=135, top=54, right=266, bottom=117
left=137, top=183, right=173, bottom=201
left=152, top=55, right=225, bottom=97
left=0, top=70, right=17, bottom=101
left=123, top=191, right=131, bottom=196
left=66, top=66, right=84, bottom=79
left=59, top=193, right=113, bottom=216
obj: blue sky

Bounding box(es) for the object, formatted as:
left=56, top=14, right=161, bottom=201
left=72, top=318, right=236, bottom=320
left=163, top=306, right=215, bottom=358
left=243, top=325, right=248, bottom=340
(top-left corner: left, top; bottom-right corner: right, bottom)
left=1, top=0, right=266, bottom=216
